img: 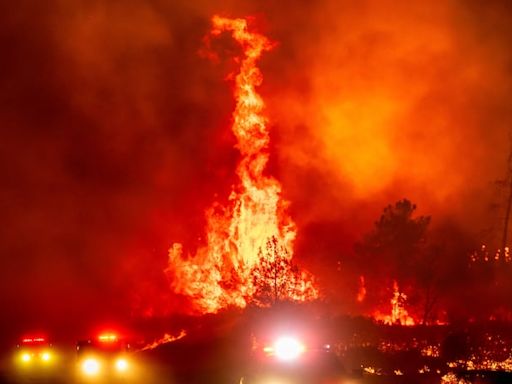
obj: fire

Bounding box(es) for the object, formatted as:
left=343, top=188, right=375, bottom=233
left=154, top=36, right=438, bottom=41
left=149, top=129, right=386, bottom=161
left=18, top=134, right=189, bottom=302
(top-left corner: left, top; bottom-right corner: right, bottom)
left=373, top=280, right=415, bottom=326
left=356, top=275, right=366, bottom=302
left=138, top=330, right=187, bottom=352
left=165, top=16, right=317, bottom=313
left=470, top=244, right=511, bottom=263
left=440, top=372, right=470, bottom=384
left=362, top=366, right=383, bottom=375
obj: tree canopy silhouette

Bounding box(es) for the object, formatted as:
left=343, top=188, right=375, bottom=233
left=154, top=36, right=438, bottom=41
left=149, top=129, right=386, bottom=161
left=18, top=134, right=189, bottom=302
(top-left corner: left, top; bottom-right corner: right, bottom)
left=356, top=199, right=431, bottom=284
left=355, top=199, right=433, bottom=321
left=250, top=237, right=316, bottom=307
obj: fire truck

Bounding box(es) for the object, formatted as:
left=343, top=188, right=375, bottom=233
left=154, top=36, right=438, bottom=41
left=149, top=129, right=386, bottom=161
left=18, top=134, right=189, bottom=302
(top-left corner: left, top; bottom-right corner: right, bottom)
left=241, top=334, right=350, bottom=384
left=76, top=333, right=136, bottom=381
left=12, top=335, right=62, bottom=381
left=15, top=336, right=55, bottom=367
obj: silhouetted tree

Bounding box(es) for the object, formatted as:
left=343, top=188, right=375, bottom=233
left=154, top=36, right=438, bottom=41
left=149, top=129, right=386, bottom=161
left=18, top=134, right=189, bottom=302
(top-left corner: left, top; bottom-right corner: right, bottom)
left=424, top=221, right=478, bottom=323
left=415, top=244, right=442, bottom=324
left=250, top=237, right=312, bottom=307
left=356, top=199, right=430, bottom=282
left=355, top=199, right=431, bottom=321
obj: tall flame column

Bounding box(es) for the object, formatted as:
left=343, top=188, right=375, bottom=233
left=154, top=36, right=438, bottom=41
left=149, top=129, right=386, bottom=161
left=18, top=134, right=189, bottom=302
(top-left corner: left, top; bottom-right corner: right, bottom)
left=166, top=16, right=316, bottom=313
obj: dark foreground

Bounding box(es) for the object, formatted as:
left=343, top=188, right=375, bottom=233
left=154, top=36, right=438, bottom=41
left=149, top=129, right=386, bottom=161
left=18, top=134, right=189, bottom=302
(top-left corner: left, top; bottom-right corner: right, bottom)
left=2, top=354, right=512, bottom=384
left=2, top=371, right=512, bottom=384
left=4, top=312, right=512, bottom=384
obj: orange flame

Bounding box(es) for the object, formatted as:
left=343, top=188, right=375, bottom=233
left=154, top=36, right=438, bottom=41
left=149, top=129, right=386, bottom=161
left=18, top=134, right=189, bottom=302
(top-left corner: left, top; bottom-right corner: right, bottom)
left=138, top=330, right=187, bottom=352
left=373, top=280, right=415, bottom=326
left=357, top=275, right=366, bottom=303
left=165, top=16, right=317, bottom=313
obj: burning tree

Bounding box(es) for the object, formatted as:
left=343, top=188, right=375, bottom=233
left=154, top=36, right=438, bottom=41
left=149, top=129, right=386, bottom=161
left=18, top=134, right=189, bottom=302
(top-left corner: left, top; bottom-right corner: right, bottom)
left=355, top=199, right=431, bottom=323
left=251, top=237, right=317, bottom=307
left=166, top=16, right=317, bottom=313
left=373, top=280, right=415, bottom=326
left=355, top=199, right=481, bottom=324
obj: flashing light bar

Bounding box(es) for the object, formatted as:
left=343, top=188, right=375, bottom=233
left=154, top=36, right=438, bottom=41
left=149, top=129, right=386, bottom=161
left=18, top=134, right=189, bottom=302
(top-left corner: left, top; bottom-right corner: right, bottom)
left=98, top=334, right=118, bottom=342
left=22, top=337, right=46, bottom=343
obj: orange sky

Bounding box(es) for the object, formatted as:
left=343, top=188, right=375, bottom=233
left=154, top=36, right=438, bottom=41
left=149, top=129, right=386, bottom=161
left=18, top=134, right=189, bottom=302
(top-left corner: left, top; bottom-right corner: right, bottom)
left=0, top=0, right=511, bottom=336
left=262, top=0, right=511, bottom=229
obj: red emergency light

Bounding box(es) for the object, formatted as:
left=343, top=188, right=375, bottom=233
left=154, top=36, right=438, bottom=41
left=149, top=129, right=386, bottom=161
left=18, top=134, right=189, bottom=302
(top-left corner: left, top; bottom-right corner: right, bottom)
left=98, top=333, right=118, bottom=342
left=21, top=337, right=46, bottom=344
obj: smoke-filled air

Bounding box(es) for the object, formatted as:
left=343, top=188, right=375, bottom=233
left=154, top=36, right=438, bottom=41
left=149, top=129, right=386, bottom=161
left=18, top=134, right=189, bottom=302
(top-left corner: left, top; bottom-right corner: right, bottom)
left=1, top=0, right=512, bottom=342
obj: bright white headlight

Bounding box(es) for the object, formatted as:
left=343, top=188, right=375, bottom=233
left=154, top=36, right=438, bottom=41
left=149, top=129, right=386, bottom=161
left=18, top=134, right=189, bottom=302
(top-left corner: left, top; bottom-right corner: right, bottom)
left=274, top=337, right=305, bottom=361
left=82, top=358, right=100, bottom=376
left=41, top=351, right=51, bottom=362
left=21, top=353, right=31, bottom=362
left=115, top=358, right=128, bottom=372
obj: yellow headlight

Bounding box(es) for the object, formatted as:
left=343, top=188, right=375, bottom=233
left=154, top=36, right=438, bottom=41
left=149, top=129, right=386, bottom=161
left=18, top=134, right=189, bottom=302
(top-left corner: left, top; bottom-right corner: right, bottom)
left=41, top=351, right=51, bottom=362
left=82, top=358, right=100, bottom=376
left=274, top=337, right=305, bottom=361
left=115, top=358, right=128, bottom=372
left=21, top=353, right=31, bottom=363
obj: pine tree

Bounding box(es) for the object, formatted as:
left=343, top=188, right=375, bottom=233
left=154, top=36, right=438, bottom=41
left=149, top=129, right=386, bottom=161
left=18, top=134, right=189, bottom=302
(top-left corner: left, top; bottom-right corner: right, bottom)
left=251, top=237, right=312, bottom=307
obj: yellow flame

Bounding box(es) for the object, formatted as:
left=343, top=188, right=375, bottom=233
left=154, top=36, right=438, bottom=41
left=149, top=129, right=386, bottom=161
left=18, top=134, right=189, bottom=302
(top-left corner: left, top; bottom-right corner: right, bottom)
left=357, top=275, right=366, bottom=302
left=165, top=16, right=317, bottom=313
left=373, top=281, right=415, bottom=326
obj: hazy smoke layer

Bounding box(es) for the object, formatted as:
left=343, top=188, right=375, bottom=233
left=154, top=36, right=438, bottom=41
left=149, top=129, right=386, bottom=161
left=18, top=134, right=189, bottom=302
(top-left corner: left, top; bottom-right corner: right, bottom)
left=0, top=0, right=511, bottom=340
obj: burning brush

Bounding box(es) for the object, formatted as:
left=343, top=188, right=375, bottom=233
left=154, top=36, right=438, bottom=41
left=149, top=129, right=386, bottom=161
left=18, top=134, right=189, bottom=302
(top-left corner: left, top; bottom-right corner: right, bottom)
left=165, top=15, right=317, bottom=313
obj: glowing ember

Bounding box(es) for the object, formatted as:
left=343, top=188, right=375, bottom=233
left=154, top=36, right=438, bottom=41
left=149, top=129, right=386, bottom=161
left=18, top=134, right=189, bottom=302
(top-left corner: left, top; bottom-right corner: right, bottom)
left=373, top=280, right=415, bottom=326
left=449, top=356, right=512, bottom=372
left=418, top=365, right=431, bottom=374
left=440, top=372, right=470, bottom=384
left=165, top=15, right=317, bottom=313
left=362, top=366, right=382, bottom=375
left=421, top=345, right=441, bottom=357
left=470, top=244, right=511, bottom=263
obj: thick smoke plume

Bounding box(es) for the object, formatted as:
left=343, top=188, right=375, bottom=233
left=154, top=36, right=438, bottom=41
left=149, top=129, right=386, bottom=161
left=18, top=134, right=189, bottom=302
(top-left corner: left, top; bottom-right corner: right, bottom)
left=0, top=0, right=511, bottom=342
